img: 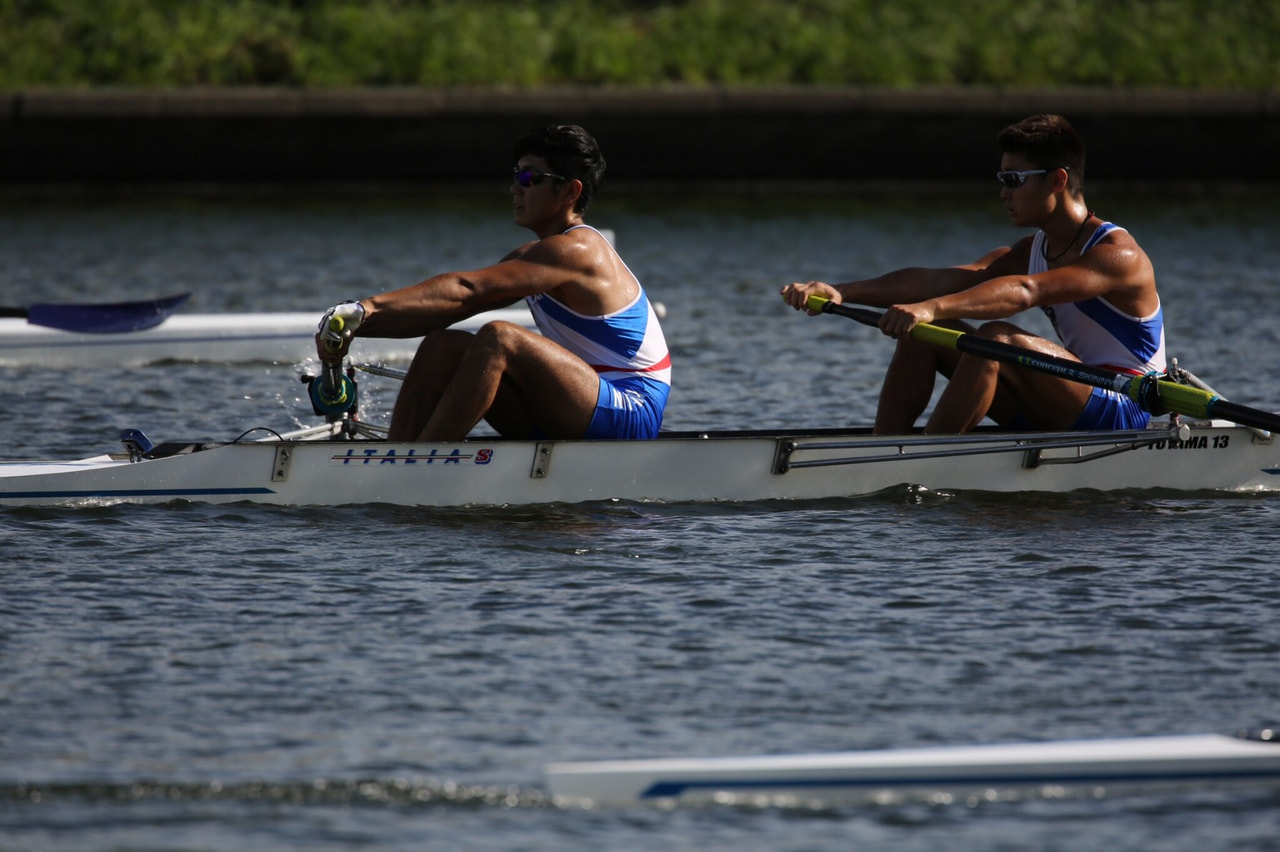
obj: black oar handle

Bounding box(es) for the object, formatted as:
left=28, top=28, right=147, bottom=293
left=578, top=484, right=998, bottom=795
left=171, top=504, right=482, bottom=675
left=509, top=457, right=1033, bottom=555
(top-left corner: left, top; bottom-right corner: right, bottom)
left=813, top=298, right=881, bottom=328
left=1209, top=399, right=1280, bottom=434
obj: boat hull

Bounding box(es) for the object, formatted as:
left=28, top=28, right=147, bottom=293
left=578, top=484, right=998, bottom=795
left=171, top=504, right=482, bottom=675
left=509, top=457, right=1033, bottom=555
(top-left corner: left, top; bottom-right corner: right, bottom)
left=543, top=734, right=1280, bottom=803
left=2, top=423, right=1278, bottom=508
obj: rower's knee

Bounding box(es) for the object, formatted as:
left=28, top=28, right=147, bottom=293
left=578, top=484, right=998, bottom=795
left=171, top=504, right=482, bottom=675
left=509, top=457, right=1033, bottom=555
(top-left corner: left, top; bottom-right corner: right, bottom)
left=404, top=330, right=473, bottom=388
left=416, top=323, right=529, bottom=363
left=414, top=328, right=467, bottom=359
left=974, top=321, right=1022, bottom=345
left=471, top=320, right=526, bottom=349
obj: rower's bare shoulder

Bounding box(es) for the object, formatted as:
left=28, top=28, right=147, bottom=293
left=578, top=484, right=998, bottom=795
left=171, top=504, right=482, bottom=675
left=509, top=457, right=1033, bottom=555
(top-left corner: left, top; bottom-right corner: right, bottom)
left=533, top=229, right=615, bottom=277
left=1090, top=223, right=1149, bottom=256
left=1082, top=232, right=1159, bottom=311
left=1090, top=230, right=1155, bottom=279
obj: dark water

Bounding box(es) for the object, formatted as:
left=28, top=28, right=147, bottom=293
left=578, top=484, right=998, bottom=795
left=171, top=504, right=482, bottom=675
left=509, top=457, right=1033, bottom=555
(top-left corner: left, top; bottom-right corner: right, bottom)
left=3, top=185, right=1280, bottom=850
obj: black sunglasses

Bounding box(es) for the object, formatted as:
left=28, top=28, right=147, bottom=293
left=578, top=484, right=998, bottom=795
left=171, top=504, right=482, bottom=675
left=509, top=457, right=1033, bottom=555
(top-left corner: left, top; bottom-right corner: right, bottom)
left=512, top=166, right=568, bottom=187
left=996, top=166, right=1067, bottom=190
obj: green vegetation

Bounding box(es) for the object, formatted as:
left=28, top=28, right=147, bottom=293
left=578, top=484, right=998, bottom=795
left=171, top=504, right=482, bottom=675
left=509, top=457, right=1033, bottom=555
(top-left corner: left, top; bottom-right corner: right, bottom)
left=1, top=0, right=1276, bottom=89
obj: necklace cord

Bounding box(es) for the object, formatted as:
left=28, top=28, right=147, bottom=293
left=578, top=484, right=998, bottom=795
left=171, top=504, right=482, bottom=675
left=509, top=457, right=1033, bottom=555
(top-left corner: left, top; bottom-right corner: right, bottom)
left=1042, top=210, right=1095, bottom=263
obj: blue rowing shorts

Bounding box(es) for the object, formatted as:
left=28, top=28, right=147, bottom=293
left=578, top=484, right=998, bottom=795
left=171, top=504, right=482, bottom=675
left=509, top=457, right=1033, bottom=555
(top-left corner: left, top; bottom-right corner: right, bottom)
left=1071, top=386, right=1151, bottom=430
left=584, top=376, right=669, bottom=439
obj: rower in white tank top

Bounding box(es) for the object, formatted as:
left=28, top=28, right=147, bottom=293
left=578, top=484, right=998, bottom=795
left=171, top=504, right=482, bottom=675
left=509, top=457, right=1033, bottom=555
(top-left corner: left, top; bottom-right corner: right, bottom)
left=1030, top=221, right=1166, bottom=376
left=525, top=225, right=672, bottom=438
left=1029, top=221, right=1166, bottom=429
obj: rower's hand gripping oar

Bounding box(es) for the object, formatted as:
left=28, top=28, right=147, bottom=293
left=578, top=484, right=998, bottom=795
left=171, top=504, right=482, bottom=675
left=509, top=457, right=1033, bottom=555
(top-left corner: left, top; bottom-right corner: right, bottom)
left=306, top=307, right=360, bottom=420
left=805, top=294, right=1280, bottom=435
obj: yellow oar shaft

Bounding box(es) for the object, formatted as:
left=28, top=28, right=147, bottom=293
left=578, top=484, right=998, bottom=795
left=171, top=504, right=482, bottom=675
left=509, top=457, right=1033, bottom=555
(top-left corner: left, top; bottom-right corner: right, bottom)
left=805, top=295, right=1279, bottom=433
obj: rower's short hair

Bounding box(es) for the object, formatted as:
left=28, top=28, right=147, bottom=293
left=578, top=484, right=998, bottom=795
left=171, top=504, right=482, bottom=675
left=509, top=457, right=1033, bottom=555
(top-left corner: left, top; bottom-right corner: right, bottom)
left=998, top=114, right=1086, bottom=192
left=513, top=125, right=606, bottom=213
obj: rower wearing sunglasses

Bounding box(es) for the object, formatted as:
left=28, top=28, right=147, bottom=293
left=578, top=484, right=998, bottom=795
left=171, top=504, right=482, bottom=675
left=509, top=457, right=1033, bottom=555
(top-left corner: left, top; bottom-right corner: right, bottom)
left=316, top=125, right=671, bottom=442
left=782, top=113, right=1163, bottom=435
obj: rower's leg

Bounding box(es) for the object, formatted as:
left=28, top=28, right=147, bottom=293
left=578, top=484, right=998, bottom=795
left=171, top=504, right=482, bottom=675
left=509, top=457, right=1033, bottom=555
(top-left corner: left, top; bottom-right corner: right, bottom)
left=925, top=322, right=1094, bottom=433
left=417, top=321, right=601, bottom=441
left=924, top=352, right=1000, bottom=434
left=874, top=331, right=962, bottom=434
left=387, top=329, right=473, bottom=441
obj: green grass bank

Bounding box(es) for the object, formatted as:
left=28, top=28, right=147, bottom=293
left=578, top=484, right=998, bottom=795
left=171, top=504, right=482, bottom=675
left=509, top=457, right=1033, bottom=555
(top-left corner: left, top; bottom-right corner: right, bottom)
left=4, top=1, right=1278, bottom=183
left=2, top=0, right=1278, bottom=90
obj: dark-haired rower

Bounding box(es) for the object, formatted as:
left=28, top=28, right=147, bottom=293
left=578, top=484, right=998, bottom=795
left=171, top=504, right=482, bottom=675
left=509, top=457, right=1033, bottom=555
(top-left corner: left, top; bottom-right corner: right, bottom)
left=317, top=125, right=671, bottom=441
left=782, top=113, right=1164, bottom=435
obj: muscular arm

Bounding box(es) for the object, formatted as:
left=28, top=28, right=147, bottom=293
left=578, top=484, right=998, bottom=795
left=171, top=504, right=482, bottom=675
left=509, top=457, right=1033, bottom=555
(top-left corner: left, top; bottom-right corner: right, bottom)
left=354, top=264, right=532, bottom=338
left=353, top=231, right=625, bottom=339
left=880, top=235, right=1157, bottom=336
left=781, top=241, right=1026, bottom=313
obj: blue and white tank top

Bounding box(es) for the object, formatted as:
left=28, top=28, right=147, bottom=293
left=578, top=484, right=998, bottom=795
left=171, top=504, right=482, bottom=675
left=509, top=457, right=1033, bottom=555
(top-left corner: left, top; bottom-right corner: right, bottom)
left=1030, top=222, right=1166, bottom=375
left=525, top=225, right=672, bottom=390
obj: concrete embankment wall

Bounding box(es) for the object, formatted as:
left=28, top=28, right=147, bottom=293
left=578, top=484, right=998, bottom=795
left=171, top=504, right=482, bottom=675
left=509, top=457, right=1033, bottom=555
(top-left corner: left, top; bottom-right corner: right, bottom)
left=3, top=87, right=1279, bottom=184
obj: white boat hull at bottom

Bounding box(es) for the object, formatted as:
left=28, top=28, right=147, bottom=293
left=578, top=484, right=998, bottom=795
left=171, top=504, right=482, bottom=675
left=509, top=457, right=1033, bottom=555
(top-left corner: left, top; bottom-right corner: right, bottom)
left=1, top=421, right=1279, bottom=507
left=543, top=733, right=1280, bottom=804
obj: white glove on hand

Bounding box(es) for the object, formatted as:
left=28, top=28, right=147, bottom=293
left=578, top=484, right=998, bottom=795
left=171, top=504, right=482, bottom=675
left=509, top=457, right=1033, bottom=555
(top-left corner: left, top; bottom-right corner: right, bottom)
left=317, top=300, right=365, bottom=354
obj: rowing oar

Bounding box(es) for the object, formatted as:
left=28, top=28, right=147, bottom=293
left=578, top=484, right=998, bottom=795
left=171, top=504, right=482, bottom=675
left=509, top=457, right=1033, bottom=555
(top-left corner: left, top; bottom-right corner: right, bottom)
left=0, top=293, right=190, bottom=334
left=805, top=293, right=1280, bottom=434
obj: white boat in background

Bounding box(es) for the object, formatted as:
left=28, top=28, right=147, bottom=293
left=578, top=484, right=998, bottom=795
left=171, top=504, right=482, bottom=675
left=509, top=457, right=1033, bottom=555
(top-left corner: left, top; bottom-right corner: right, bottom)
left=544, top=732, right=1280, bottom=804
left=0, top=305, right=537, bottom=367
left=1, top=417, right=1278, bottom=508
